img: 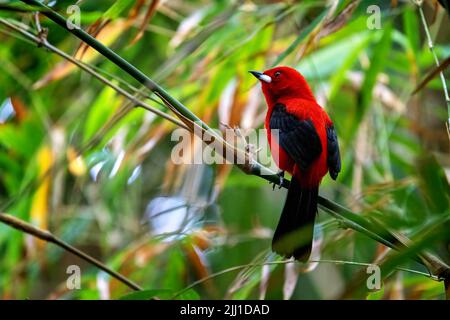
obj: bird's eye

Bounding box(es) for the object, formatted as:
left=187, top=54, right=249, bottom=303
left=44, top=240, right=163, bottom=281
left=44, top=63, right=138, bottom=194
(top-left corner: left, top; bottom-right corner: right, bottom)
left=274, top=71, right=281, bottom=77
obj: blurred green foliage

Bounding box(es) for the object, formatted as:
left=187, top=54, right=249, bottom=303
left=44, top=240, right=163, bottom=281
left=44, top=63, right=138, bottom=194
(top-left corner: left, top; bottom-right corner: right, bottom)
left=0, top=0, right=449, bottom=300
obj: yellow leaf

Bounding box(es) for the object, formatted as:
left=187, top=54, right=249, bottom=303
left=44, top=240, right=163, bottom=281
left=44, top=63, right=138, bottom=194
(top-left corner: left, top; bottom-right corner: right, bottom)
left=67, top=147, right=87, bottom=176
left=29, top=145, right=53, bottom=251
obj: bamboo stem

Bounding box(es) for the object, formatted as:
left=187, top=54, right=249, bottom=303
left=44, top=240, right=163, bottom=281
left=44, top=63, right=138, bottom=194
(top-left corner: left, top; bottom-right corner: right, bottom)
left=416, top=1, right=450, bottom=137
left=0, top=213, right=142, bottom=291
left=0, top=18, right=187, bottom=130
left=12, top=0, right=450, bottom=283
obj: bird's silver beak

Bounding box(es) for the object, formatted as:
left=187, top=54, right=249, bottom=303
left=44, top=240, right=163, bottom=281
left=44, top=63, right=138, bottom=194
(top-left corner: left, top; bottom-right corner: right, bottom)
left=249, top=70, right=272, bottom=83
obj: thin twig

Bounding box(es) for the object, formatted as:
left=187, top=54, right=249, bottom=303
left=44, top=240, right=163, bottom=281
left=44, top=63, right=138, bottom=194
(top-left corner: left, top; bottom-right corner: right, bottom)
left=315, top=259, right=438, bottom=279
left=0, top=18, right=189, bottom=216
left=0, top=18, right=188, bottom=130
left=414, top=0, right=450, bottom=137
left=172, top=258, right=438, bottom=299
left=0, top=213, right=142, bottom=291
left=12, top=0, right=450, bottom=282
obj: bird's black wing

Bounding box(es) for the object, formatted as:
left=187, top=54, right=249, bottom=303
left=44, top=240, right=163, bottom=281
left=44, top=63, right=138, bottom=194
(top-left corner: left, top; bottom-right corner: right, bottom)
left=326, top=125, right=341, bottom=180
left=269, top=103, right=322, bottom=171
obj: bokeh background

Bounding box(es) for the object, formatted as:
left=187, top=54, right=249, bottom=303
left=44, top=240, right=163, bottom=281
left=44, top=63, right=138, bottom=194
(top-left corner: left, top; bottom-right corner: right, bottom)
left=0, top=0, right=449, bottom=299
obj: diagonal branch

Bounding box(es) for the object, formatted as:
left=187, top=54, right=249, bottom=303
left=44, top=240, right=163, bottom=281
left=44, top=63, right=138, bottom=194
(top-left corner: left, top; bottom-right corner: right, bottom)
left=0, top=18, right=188, bottom=130
left=413, top=0, right=450, bottom=138
left=12, top=0, right=450, bottom=282
left=173, top=257, right=438, bottom=299
left=0, top=213, right=142, bottom=291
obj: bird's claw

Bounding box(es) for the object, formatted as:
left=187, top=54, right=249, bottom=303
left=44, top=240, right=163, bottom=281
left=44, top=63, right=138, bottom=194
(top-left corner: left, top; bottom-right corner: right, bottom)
left=270, top=170, right=285, bottom=190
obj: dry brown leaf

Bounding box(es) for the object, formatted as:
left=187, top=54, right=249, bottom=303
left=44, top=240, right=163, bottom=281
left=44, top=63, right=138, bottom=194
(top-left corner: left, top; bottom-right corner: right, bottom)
left=10, top=96, right=27, bottom=122
left=134, top=122, right=168, bottom=160
left=33, top=19, right=132, bottom=89
left=318, top=0, right=361, bottom=39
left=191, top=229, right=213, bottom=250
left=183, top=242, right=216, bottom=296
left=109, top=241, right=168, bottom=293
left=214, top=163, right=232, bottom=194
left=128, top=0, right=147, bottom=20
left=184, top=243, right=209, bottom=280
left=298, top=0, right=359, bottom=60
left=76, top=19, right=111, bottom=61
left=130, top=0, right=160, bottom=45
left=412, top=56, right=450, bottom=95
left=437, top=0, right=450, bottom=17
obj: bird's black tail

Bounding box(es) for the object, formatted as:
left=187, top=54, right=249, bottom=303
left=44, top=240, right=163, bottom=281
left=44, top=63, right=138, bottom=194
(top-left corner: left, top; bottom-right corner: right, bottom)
left=272, top=178, right=318, bottom=262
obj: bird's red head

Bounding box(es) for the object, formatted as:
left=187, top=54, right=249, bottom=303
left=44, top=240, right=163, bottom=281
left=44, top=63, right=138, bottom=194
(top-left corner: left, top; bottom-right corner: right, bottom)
left=250, top=66, right=315, bottom=106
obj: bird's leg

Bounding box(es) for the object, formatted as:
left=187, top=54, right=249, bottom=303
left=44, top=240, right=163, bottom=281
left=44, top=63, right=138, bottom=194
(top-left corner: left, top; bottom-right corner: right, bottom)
left=271, top=170, right=285, bottom=190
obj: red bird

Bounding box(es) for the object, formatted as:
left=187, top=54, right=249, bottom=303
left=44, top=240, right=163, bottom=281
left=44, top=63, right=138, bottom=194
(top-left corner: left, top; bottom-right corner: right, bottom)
left=250, top=66, right=341, bottom=261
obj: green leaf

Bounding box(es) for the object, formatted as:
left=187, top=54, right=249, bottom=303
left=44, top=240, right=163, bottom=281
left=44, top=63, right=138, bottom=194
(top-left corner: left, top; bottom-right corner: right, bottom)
left=0, top=124, right=36, bottom=158
left=328, top=32, right=373, bottom=99
left=162, top=248, right=186, bottom=290
left=366, top=285, right=384, bottom=300
left=272, top=9, right=328, bottom=66
left=83, top=86, right=120, bottom=144
left=176, top=289, right=201, bottom=300
left=103, top=0, right=135, bottom=20
left=357, top=23, right=392, bottom=123
left=403, top=7, right=420, bottom=53
left=120, top=289, right=200, bottom=300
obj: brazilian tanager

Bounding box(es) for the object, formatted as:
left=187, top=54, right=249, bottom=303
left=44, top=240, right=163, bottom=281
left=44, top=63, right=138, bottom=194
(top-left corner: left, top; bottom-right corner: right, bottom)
left=250, top=66, right=341, bottom=261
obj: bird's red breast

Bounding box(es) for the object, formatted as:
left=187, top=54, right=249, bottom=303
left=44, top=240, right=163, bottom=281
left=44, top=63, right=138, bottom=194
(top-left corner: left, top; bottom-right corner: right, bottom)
left=250, top=65, right=341, bottom=261
left=264, top=98, right=330, bottom=187
left=258, top=66, right=334, bottom=188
